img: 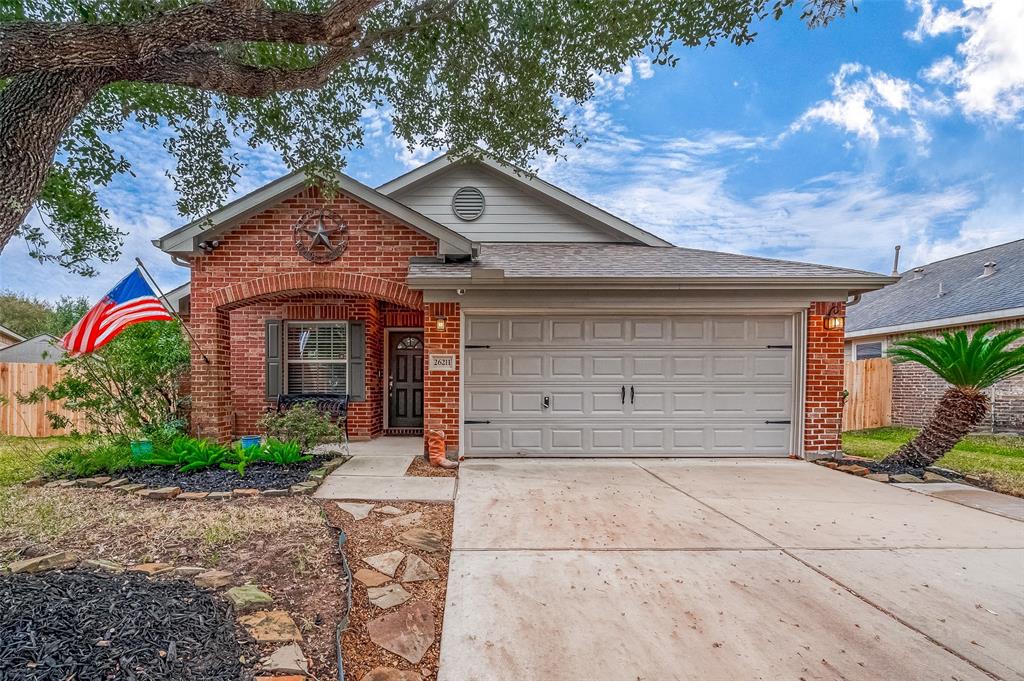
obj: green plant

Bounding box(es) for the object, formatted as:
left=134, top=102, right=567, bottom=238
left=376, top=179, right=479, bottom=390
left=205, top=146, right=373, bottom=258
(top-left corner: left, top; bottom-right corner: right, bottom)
left=173, top=437, right=230, bottom=473
left=258, top=403, right=341, bottom=452
left=220, top=442, right=263, bottom=477
left=40, top=438, right=133, bottom=478
left=881, top=325, right=1024, bottom=469
left=257, top=439, right=311, bottom=467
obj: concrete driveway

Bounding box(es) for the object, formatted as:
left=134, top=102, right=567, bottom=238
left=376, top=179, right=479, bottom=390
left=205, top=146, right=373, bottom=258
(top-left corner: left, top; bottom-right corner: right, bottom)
left=439, top=459, right=1024, bottom=681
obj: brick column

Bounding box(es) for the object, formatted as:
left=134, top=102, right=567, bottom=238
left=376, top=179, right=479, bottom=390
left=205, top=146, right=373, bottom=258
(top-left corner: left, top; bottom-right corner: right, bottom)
left=804, top=301, right=846, bottom=458
left=424, top=302, right=461, bottom=453
left=189, top=297, right=232, bottom=443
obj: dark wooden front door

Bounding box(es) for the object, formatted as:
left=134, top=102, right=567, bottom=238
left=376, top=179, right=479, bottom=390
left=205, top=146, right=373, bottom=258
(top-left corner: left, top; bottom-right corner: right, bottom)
left=388, top=332, right=424, bottom=428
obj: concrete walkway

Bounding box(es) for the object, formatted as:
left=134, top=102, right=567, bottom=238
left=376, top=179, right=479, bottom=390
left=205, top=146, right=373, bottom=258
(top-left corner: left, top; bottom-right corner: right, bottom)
left=314, top=437, right=456, bottom=502
left=439, top=459, right=1024, bottom=681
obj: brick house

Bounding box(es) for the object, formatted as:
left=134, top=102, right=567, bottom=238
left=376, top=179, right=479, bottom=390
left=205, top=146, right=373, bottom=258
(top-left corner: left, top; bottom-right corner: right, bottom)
left=155, top=152, right=894, bottom=458
left=846, top=239, right=1024, bottom=434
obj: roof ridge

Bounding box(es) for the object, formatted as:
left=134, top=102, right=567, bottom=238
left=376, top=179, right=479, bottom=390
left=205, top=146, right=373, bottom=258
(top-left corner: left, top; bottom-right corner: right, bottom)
left=900, top=238, right=1024, bottom=273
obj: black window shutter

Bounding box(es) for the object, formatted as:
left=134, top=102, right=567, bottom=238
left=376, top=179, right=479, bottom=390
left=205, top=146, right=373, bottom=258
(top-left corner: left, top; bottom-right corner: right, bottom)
left=349, top=321, right=365, bottom=401
left=265, top=319, right=282, bottom=400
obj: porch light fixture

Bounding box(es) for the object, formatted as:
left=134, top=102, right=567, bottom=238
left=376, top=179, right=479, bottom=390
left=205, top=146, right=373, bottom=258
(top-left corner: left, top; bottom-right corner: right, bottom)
left=823, top=303, right=845, bottom=331
left=435, top=315, right=447, bottom=332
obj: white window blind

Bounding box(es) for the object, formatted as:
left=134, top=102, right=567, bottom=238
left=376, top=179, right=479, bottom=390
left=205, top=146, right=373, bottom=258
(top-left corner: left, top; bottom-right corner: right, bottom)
left=285, top=322, right=348, bottom=394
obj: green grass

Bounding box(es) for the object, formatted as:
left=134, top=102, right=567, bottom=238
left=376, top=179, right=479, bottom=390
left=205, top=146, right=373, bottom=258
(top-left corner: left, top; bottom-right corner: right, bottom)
left=0, top=436, right=76, bottom=487
left=842, top=426, right=1024, bottom=496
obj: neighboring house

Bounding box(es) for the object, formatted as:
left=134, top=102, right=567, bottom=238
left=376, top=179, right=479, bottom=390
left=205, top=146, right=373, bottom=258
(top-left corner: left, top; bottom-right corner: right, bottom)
left=0, top=335, right=63, bottom=364
left=0, top=324, right=25, bottom=349
left=154, top=152, right=894, bottom=458
left=846, top=239, right=1024, bottom=434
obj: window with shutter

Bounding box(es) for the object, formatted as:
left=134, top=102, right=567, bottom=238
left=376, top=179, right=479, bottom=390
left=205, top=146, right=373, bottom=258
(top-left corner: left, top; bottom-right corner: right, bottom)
left=284, top=322, right=349, bottom=393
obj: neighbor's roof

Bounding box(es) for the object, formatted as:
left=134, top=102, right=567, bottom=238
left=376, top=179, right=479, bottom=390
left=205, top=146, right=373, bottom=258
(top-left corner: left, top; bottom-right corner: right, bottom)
left=0, top=335, right=62, bottom=364
left=847, top=239, right=1024, bottom=335
left=0, top=324, right=25, bottom=343
left=408, top=243, right=895, bottom=288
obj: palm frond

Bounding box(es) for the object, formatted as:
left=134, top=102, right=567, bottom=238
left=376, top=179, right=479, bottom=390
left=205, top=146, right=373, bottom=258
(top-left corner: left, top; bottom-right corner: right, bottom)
left=887, top=325, right=1024, bottom=390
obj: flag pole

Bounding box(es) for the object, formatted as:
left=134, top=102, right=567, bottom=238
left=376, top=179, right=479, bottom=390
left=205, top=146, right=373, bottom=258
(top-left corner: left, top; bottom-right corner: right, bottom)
left=134, top=257, right=210, bottom=364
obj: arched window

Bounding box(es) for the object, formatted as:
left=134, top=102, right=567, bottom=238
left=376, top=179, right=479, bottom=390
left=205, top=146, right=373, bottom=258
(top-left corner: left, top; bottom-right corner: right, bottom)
left=397, top=336, right=423, bottom=350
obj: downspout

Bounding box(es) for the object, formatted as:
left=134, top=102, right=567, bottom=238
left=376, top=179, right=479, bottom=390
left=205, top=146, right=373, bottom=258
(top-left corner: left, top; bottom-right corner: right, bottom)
left=171, top=255, right=191, bottom=268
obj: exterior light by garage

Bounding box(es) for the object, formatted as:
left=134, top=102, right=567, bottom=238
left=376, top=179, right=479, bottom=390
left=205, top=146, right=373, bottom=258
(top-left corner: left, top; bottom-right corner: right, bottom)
left=435, top=315, right=447, bottom=331
left=823, top=303, right=845, bottom=331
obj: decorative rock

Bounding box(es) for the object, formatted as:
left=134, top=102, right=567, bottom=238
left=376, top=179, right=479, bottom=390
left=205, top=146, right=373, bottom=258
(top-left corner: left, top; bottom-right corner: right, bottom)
left=116, top=483, right=146, bottom=494
left=9, top=551, right=79, bottom=574
left=239, top=610, right=302, bottom=642
left=79, top=476, right=112, bottom=488
left=367, top=584, right=412, bottom=609
left=128, top=562, right=174, bottom=576
left=361, top=667, right=423, bottom=681
left=177, top=492, right=209, bottom=501
left=226, top=584, right=274, bottom=613
left=891, top=473, right=923, bottom=483
left=337, top=502, right=376, bottom=520
left=398, top=528, right=444, bottom=553
left=401, top=555, right=440, bottom=583
left=207, top=491, right=232, bottom=500
left=261, top=488, right=290, bottom=497
left=233, top=488, right=260, bottom=497
left=23, top=477, right=45, bottom=488
left=923, top=471, right=952, bottom=483
left=365, top=550, right=405, bottom=577
left=289, top=482, right=317, bottom=496
left=819, top=461, right=840, bottom=469
left=381, top=512, right=424, bottom=530
left=102, top=478, right=130, bottom=488
left=82, top=558, right=125, bottom=573
left=262, top=643, right=309, bottom=675
left=366, top=601, right=435, bottom=664
left=43, top=480, right=64, bottom=488
left=194, top=569, right=234, bottom=588
left=836, top=464, right=869, bottom=476
left=374, top=506, right=404, bottom=516
left=354, top=568, right=391, bottom=587
left=59, top=480, right=81, bottom=488
left=866, top=473, right=890, bottom=482
left=926, top=465, right=961, bottom=478
left=323, top=457, right=348, bottom=474
left=173, top=566, right=207, bottom=577
left=307, top=468, right=327, bottom=481
left=137, top=486, right=181, bottom=500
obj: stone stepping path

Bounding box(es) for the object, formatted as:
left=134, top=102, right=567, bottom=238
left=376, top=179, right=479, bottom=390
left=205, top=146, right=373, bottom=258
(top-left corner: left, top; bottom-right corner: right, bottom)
left=361, top=667, right=424, bottom=680
left=381, top=511, right=423, bottom=529
left=401, top=555, right=439, bottom=583
left=226, top=584, right=274, bottom=613
left=354, top=568, right=392, bottom=587
left=367, top=601, right=435, bottom=664
left=337, top=501, right=376, bottom=520
left=239, top=610, right=303, bottom=642
left=398, top=527, right=445, bottom=553
left=367, top=584, right=412, bottom=609
left=364, top=550, right=405, bottom=577
left=262, top=642, right=308, bottom=675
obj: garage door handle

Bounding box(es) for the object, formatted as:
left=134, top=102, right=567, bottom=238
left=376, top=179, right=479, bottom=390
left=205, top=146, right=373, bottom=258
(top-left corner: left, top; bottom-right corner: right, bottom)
left=630, top=385, right=635, bottom=404
left=764, top=419, right=791, bottom=424
left=621, top=385, right=626, bottom=404
left=766, top=344, right=793, bottom=349
left=464, top=420, right=491, bottom=424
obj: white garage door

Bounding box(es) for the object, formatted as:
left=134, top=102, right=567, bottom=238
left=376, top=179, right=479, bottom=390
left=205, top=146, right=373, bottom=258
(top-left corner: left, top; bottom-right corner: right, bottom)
left=463, top=315, right=795, bottom=457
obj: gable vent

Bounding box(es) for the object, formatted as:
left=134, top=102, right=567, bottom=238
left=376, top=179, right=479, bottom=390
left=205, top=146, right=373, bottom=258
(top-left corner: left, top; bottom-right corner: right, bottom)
left=452, top=186, right=485, bottom=221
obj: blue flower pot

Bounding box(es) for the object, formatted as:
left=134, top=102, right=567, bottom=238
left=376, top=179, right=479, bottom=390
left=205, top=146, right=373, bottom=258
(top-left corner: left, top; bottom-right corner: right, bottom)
left=240, top=435, right=262, bottom=450
left=130, top=440, right=153, bottom=458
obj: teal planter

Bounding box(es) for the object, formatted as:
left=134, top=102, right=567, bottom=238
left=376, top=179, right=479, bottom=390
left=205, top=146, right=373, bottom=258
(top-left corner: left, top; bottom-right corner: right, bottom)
left=130, top=440, right=153, bottom=458
left=240, top=435, right=262, bottom=450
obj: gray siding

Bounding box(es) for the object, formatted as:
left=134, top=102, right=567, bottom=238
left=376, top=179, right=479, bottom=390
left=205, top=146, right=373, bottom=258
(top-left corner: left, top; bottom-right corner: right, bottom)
left=392, top=165, right=632, bottom=243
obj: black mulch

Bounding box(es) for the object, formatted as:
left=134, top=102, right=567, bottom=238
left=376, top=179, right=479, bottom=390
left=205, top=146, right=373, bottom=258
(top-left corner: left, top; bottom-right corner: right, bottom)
left=832, top=457, right=963, bottom=479
left=116, top=455, right=328, bottom=492
left=0, top=569, right=255, bottom=681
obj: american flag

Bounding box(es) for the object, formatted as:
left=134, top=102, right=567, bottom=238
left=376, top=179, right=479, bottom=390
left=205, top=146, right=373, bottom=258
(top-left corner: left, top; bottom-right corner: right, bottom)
left=62, top=269, right=174, bottom=354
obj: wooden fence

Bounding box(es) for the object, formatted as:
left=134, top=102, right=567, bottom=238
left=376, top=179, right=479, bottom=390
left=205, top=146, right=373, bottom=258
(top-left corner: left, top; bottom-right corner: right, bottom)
left=842, top=358, right=893, bottom=431
left=0, top=362, right=89, bottom=437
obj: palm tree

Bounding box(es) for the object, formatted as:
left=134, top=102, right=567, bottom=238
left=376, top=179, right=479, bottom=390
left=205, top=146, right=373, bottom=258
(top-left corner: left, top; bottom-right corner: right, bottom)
left=881, top=324, right=1024, bottom=470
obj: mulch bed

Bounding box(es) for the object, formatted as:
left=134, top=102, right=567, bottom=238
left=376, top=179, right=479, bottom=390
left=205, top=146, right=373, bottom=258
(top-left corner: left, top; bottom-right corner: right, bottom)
left=115, top=456, right=328, bottom=492
left=0, top=569, right=255, bottom=680
left=406, top=456, right=459, bottom=478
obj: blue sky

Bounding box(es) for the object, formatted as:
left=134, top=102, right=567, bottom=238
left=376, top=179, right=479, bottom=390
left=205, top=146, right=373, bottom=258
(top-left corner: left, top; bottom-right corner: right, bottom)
left=1, top=0, right=1021, bottom=302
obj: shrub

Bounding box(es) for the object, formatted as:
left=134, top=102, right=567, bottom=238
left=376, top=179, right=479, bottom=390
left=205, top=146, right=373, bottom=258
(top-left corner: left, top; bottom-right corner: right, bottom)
left=219, top=442, right=263, bottom=477
left=258, top=403, right=341, bottom=452
left=257, top=439, right=311, bottom=466
left=41, top=439, right=133, bottom=478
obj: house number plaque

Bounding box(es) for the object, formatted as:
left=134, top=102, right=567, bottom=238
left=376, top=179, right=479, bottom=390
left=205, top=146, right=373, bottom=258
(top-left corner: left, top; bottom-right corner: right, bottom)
left=430, top=355, right=456, bottom=371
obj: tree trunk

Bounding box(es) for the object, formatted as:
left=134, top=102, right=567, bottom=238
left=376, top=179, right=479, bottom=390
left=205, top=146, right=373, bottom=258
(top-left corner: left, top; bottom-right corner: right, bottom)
left=0, top=69, right=109, bottom=251
left=880, top=388, right=989, bottom=470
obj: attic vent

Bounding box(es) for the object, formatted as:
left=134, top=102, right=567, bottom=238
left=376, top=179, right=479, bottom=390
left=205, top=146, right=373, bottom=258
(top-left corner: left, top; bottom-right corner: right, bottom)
left=452, top=186, right=485, bottom=221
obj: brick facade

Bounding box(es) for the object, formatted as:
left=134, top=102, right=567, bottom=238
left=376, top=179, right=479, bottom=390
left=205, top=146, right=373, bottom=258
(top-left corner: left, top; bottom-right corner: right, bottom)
left=188, top=186, right=438, bottom=442
left=424, top=302, right=461, bottom=453
left=804, top=302, right=846, bottom=456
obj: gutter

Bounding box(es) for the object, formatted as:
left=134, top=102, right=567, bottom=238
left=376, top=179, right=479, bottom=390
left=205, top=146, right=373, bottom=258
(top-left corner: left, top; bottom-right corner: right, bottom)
left=406, top=274, right=899, bottom=292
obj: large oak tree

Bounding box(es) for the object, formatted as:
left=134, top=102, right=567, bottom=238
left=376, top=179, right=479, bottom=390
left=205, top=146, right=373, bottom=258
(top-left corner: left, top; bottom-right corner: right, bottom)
left=1, top=0, right=849, bottom=276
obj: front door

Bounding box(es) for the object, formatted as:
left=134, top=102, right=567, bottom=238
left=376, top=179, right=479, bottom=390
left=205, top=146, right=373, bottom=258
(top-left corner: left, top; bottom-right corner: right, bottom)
left=389, top=332, right=424, bottom=428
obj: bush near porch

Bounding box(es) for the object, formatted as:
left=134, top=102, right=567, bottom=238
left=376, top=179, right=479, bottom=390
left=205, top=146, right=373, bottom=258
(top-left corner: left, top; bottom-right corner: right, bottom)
left=842, top=426, right=1024, bottom=497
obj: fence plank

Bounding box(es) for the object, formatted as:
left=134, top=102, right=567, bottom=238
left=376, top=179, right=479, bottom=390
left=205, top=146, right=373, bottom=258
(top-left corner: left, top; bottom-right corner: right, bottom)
left=843, top=358, right=893, bottom=431
left=0, top=362, right=89, bottom=437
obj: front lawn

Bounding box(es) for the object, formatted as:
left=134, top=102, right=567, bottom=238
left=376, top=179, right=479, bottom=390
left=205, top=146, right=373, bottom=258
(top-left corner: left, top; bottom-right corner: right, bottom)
left=842, top=426, right=1024, bottom=497
left=0, top=436, right=76, bottom=487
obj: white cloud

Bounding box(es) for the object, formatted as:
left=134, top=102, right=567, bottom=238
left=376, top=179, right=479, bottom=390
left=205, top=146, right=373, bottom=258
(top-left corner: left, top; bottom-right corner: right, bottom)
left=790, top=63, right=934, bottom=144
left=909, top=0, right=1024, bottom=121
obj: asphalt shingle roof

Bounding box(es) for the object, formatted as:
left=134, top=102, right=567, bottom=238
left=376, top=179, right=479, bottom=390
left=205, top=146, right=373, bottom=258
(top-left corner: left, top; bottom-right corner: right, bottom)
left=409, top=243, right=889, bottom=280
left=847, top=239, right=1024, bottom=333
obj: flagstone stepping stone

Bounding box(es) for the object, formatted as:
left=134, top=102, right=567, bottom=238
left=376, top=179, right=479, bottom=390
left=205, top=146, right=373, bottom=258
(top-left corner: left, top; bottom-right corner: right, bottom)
left=262, top=643, right=309, bottom=675
left=367, top=584, right=412, bottom=609
left=337, top=502, right=375, bottom=520
left=361, top=667, right=423, bottom=681
left=367, top=601, right=435, bottom=664
left=239, top=610, right=303, bottom=642
left=381, top=511, right=423, bottom=530
left=365, top=550, right=405, bottom=577
left=354, top=568, right=391, bottom=587
left=128, top=562, right=174, bottom=576
left=374, top=506, right=404, bottom=515
left=9, top=551, right=79, bottom=574
left=397, top=528, right=444, bottom=553
left=194, top=569, right=234, bottom=588
left=226, top=584, right=274, bottom=613
left=401, top=555, right=439, bottom=583
left=82, top=559, right=125, bottom=573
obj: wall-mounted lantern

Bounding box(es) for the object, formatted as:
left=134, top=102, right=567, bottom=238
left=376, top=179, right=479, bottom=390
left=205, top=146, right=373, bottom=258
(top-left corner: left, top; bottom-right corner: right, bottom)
left=823, top=303, right=845, bottom=331
left=435, top=315, right=447, bottom=332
